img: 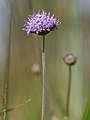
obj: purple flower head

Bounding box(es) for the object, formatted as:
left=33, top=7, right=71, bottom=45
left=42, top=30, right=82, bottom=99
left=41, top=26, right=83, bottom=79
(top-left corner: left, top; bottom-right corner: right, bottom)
left=23, top=10, right=60, bottom=36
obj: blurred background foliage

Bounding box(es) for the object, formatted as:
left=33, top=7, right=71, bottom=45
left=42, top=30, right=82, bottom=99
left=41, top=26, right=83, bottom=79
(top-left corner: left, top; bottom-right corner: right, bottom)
left=0, top=0, right=90, bottom=120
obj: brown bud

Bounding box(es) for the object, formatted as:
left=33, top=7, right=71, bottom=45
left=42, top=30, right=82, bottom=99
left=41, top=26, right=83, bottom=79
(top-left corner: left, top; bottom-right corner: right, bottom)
left=51, top=115, right=59, bottom=120
left=31, top=63, right=41, bottom=75
left=63, top=53, right=77, bottom=65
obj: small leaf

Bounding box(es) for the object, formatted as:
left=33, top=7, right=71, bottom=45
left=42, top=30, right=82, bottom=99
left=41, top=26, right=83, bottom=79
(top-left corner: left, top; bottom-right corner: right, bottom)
left=0, top=98, right=31, bottom=116
left=83, top=100, right=90, bottom=120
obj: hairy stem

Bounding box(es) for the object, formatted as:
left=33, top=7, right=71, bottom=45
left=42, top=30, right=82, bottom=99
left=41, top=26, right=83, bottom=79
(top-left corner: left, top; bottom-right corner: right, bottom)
left=41, top=36, right=46, bottom=120
left=65, top=65, right=72, bottom=118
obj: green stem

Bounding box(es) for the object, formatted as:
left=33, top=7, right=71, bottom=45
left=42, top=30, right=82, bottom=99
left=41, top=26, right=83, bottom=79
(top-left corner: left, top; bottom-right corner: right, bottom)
left=41, top=36, right=46, bottom=120
left=65, top=65, right=72, bottom=118
left=2, top=5, right=12, bottom=120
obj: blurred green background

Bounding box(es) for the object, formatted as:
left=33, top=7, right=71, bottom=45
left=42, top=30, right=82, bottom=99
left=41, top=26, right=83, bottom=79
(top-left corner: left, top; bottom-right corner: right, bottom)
left=0, top=0, right=90, bottom=120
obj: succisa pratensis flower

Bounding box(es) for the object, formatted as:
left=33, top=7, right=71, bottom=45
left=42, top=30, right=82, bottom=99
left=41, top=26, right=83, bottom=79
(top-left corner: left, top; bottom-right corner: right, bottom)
left=23, top=10, right=60, bottom=36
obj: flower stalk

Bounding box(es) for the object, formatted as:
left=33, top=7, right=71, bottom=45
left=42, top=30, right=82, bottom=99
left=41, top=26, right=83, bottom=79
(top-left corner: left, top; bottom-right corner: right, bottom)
left=41, top=36, right=46, bottom=120
left=65, top=65, right=71, bottom=118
